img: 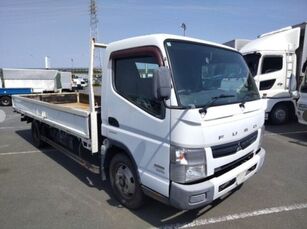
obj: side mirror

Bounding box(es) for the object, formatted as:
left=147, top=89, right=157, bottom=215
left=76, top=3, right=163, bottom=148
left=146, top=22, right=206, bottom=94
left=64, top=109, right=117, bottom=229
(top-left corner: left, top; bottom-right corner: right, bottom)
left=289, top=73, right=298, bottom=98
left=153, top=67, right=172, bottom=100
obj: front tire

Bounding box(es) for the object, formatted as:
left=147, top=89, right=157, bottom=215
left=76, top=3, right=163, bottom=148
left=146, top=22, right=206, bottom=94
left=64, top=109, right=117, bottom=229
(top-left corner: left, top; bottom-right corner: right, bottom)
left=270, top=104, right=289, bottom=125
left=0, top=96, right=12, bottom=106
left=109, top=154, right=144, bottom=209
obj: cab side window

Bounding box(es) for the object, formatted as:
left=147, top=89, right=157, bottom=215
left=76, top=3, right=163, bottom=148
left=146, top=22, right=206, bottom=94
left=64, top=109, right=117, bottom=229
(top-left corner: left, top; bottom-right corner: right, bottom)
left=114, top=56, right=164, bottom=118
left=261, top=56, right=283, bottom=74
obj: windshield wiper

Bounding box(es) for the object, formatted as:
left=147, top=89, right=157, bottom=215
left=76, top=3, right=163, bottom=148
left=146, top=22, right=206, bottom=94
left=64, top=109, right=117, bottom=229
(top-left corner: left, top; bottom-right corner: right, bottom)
left=199, top=94, right=235, bottom=114
left=239, top=91, right=259, bottom=107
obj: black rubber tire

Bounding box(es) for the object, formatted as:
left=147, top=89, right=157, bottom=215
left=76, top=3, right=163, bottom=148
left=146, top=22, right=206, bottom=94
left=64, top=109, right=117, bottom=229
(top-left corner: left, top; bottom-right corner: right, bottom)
left=109, top=154, right=144, bottom=209
left=0, top=96, right=12, bottom=106
left=31, top=121, right=45, bottom=148
left=270, top=104, right=289, bottom=125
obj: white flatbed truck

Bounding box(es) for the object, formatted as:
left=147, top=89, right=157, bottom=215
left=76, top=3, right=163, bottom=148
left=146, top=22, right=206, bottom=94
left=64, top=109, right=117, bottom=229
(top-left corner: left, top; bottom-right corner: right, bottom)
left=13, top=34, right=266, bottom=210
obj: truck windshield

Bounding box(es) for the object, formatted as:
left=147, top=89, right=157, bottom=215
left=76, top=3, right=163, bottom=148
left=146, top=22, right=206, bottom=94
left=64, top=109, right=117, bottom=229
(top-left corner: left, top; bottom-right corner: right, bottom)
left=165, top=40, right=260, bottom=108
left=243, top=53, right=261, bottom=76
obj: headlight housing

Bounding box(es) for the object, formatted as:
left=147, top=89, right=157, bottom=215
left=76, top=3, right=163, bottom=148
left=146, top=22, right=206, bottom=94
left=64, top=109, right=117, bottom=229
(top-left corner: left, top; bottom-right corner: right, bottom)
left=170, top=145, right=206, bottom=183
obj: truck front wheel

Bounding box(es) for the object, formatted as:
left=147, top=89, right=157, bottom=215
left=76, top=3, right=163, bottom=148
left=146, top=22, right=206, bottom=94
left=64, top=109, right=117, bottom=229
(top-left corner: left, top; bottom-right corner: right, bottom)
left=109, top=154, right=144, bottom=209
left=0, top=96, right=12, bottom=106
left=270, top=104, right=289, bottom=125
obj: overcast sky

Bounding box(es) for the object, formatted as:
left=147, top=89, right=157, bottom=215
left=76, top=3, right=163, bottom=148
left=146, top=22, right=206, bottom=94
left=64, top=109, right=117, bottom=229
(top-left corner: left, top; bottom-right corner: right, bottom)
left=0, top=0, right=306, bottom=68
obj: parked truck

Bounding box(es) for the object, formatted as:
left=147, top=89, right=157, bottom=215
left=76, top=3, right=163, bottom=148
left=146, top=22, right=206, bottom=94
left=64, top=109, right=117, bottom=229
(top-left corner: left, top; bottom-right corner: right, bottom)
left=223, top=39, right=250, bottom=51
left=0, top=68, right=62, bottom=106
left=59, top=71, right=73, bottom=92
left=0, top=87, right=32, bottom=106
left=290, top=59, right=307, bottom=125
left=72, top=75, right=87, bottom=89
left=240, top=22, right=307, bottom=124
left=13, top=34, right=266, bottom=210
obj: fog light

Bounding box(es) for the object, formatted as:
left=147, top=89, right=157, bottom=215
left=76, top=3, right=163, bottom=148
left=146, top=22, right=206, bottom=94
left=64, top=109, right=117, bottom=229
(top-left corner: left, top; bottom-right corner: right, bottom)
left=189, top=193, right=206, bottom=204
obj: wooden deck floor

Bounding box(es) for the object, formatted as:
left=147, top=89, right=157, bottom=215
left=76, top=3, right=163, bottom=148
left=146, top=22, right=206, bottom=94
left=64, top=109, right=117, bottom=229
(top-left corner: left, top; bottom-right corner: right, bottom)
left=59, top=102, right=89, bottom=111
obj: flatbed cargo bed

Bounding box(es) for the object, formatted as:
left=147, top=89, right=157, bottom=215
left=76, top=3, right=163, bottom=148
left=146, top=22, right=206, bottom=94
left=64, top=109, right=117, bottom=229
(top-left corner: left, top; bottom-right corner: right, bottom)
left=13, top=92, right=101, bottom=140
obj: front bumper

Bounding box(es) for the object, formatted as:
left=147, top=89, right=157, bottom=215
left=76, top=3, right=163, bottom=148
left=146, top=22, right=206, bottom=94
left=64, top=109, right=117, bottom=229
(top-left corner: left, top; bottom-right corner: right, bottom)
left=170, top=148, right=265, bottom=210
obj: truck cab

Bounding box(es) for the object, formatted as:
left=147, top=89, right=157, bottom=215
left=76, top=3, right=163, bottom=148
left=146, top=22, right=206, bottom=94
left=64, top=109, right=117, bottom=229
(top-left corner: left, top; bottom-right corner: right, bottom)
left=100, top=34, right=266, bottom=209
left=241, top=22, right=307, bottom=124
left=241, top=28, right=301, bottom=124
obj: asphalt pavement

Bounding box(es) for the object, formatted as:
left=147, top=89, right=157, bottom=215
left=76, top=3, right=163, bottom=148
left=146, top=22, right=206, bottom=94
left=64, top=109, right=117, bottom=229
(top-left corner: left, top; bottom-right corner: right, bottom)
left=0, top=106, right=306, bottom=229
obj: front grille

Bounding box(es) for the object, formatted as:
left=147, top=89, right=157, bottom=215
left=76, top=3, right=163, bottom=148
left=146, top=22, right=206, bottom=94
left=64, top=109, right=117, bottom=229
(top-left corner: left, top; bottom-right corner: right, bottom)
left=214, top=152, right=254, bottom=175
left=211, top=131, right=258, bottom=158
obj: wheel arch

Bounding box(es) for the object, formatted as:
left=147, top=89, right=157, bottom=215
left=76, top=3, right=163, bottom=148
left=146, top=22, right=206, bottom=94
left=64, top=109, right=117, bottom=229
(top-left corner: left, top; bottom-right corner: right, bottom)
left=269, top=100, right=296, bottom=124
left=271, top=100, right=295, bottom=117
left=103, top=139, right=140, bottom=181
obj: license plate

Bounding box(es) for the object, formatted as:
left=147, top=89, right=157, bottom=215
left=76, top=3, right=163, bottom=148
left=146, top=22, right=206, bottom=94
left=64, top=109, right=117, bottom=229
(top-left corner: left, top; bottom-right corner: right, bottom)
left=236, top=171, right=246, bottom=185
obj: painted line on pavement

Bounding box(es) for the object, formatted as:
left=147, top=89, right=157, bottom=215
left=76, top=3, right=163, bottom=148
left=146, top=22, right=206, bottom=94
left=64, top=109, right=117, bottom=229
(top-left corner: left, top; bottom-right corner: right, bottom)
left=0, top=149, right=56, bottom=156
left=0, top=126, right=29, bottom=130
left=160, top=203, right=307, bottom=228
left=0, top=144, right=9, bottom=149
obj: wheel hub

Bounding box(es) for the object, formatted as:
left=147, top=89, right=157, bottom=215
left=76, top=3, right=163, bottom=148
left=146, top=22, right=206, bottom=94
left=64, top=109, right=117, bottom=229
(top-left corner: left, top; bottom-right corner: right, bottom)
left=275, top=109, right=286, bottom=121
left=115, top=165, right=135, bottom=198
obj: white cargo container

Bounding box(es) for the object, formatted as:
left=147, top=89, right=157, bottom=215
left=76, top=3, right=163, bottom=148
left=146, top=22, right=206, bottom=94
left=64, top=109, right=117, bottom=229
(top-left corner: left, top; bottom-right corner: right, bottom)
left=59, top=71, right=73, bottom=91
left=223, top=39, right=250, bottom=51
left=1, top=68, right=61, bottom=93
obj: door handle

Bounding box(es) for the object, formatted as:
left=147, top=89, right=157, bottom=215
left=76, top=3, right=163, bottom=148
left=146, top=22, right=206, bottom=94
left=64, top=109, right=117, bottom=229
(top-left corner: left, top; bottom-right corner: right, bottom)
left=108, top=117, right=119, bottom=127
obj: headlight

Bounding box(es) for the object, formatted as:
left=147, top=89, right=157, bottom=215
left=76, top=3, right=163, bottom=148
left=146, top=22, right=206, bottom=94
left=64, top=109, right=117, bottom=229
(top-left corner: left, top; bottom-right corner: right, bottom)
left=170, top=145, right=206, bottom=183
left=298, top=103, right=307, bottom=111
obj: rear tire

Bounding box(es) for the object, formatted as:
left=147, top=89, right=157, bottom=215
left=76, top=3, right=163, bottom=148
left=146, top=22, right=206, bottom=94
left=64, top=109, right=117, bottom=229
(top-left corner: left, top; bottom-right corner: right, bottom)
left=31, top=121, right=45, bottom=148
left=109, top=154, right=144, bottom=209
left=0, top=96, right=12, bottom=106
left=270, top=104, right=289, bottom=125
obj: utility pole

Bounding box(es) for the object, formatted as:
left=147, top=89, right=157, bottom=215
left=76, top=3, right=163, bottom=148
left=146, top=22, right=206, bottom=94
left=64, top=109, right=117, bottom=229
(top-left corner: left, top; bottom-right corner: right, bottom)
left=89, top=0, right=102, bottom=84
left=181, top=23, right=187, bottom=36
left=89, top=0, right=98, bottom=40
left=71, top=58, right=74, bottom=77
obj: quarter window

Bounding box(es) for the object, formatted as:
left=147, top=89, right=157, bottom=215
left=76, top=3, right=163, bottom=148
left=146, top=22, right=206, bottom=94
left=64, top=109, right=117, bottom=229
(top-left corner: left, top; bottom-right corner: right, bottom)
left=261, top=56, right=283, bottom=74
left=114, top=56, right=164, bottom=118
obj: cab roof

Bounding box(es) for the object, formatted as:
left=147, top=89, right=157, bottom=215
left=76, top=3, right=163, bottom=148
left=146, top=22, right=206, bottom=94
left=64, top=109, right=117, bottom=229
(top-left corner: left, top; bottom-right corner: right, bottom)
left=106, top=34, right=236, bottom=54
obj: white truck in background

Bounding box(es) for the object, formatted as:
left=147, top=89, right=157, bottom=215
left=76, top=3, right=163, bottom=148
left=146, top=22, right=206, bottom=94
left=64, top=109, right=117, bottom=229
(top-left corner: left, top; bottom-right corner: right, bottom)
left=290, top=59, right=307, bottom=125
left=223, top=39, right=250, bottom=51
left=13, top=34, right=265, bottom=210
left=0, top=68, right=64, bottom=106
left=239, top=22, right=307, bottom=124
left=59, top=71, right=73, bottom=92
left=72, top=75, right=87, bottom=89
left=1, top=68, right=61, bottom=93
